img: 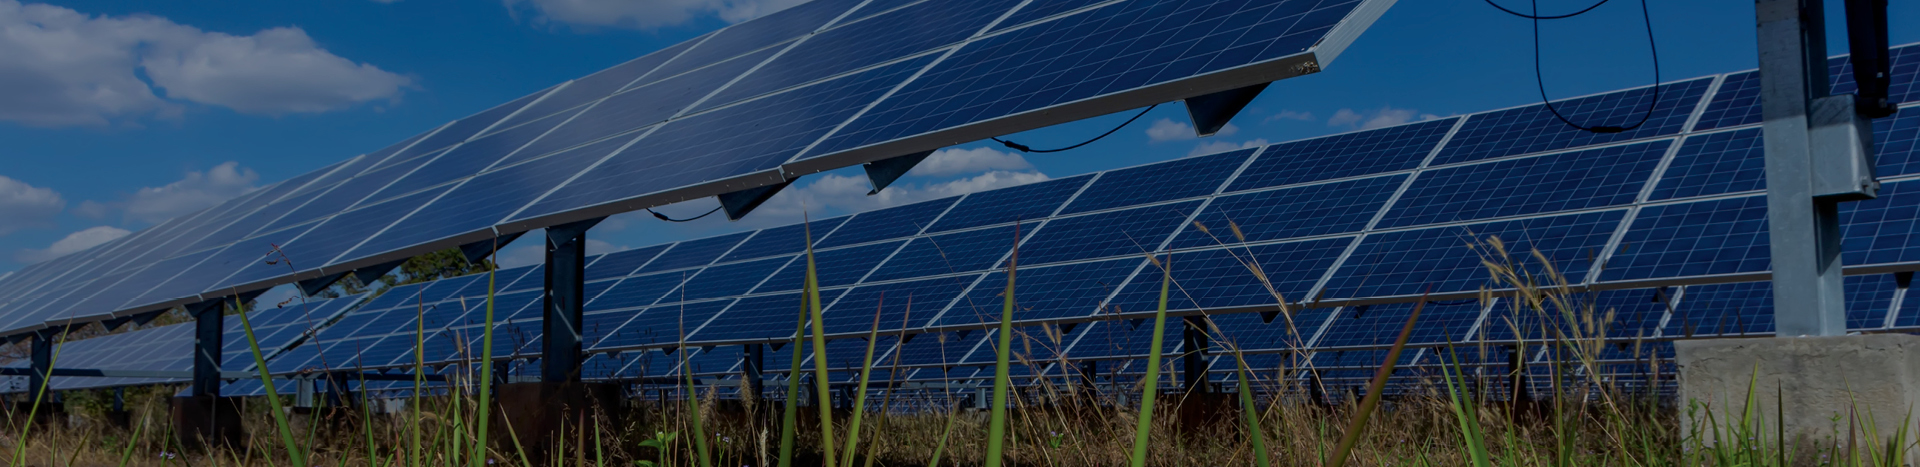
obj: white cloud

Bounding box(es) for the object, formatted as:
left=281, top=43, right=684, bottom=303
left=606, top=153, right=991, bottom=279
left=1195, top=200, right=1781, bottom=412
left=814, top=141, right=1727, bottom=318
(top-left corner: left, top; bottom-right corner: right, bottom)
left=118, top=161, right=261, bottom=224
left=0, top=175, right=63, bottom=235
left=504, top=0, right=808, bottom=30
left=1328, top=106, right=1441, bottom=130
left=1188, top=138, right=1269, bottom=157
left=910, top=147, right=1032, bottom=177
left=1147, top=118, right=1239, bottom=143
left=1264, top=110, right=1314, bottom=123
left=0, top=0, right=410, bottom=126
left=14, top=225, right=128, bottom=264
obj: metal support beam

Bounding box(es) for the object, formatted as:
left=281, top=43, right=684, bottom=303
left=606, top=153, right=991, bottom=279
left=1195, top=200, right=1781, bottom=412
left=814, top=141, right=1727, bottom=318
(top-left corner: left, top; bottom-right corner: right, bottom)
left=719, top=180, right=794, bottom=221
left=542, top=217, right=603, bottom=383
left=1181, top=316, right=1209, bottom=393
left=1183, top=82, right=1269, bottom=137
left=28, top=329, right=52, bottom=397
left=742, top=344, right=764, bottom=399
left=861, top=150, right=934, bottom=195
left=190, top=300, right=226, bottom=397
left=1757, top=0, right=1875, bottom=337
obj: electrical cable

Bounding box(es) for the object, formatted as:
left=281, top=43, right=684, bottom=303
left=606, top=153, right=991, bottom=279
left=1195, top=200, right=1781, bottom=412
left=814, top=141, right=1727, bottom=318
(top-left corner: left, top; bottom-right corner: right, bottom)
left=1485, top=0, right=1661, bottom=134
left=649, top=206, right=723, bottom=223
left=992, top=104, right=1158, bottom=153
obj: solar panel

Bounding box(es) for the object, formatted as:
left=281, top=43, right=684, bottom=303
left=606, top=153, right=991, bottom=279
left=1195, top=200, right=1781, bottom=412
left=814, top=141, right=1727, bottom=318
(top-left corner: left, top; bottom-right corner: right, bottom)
left=1170, top=175, right=1402, bottom=249
left=1323, top=211, right=1624, bottom=299
left=1600, top=196, right=1771, bottom=282
left=1018, top=201, right=1201, bottom=265
left=864, top=226, right=1022, bottom=282
left=1377, top=140, right=1669, bottom=229
left=936, top=258, right=1143, bottom=327
left=927, top=175, right=1091, bottom=233
left=1106, top=238, right=1351, bottom=314
left=1061, top=149, right=1252, bottom=214
left=1431, top=78, right=1712, bottom=165
left=11, top=295, right=359, bottom=392
left=757, top=241, right=902, bottom=292
left=1228, top=118, right=1457, bottom=192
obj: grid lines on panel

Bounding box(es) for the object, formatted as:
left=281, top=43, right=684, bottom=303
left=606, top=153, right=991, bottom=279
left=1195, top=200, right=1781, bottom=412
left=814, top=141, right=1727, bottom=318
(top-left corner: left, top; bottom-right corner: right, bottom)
left=1170, top=175, right=1401, bottom=250
left=1648, top=128, right=1765, bottom=200
left=1379, top=140, right=1670, bottom=229
left=1229, top=117, right=1457, bottom=191
left=1600, top=195, right=1771, bottom=282
left=1019, top=201, right=1201, bottom=265
left=1107, top=238, right=1352, bottom=315
left=936, top=258, right=1142, bottom=327
left=1323, top=211, right=1624, bottom=298
left=1433, top=78, right=1712, bottom=165
left=1061, top=148, right=1253, bottom=214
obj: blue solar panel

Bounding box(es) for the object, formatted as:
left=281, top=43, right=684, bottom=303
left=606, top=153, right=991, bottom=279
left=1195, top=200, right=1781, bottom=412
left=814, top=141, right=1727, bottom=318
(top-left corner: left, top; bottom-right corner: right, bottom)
left=242, top=186, right=453, bottom=283
left=757, top=241, right=899, bottom=292
left=892, top=330, right=988, bottom=367
left=1228, top=118, right=1457, bottom=191
left=818, top=197, right=960, bottom=249
left=1019, top=201, right=1200, bottom=265
left=1648, top=128, right=1765, bottom=201
left=1062, top=149, right=1251, bottom=214
left=585, top=245, right=669, bottom=282
left=928, top=175, right=1091, bottom=233
left=686, top=291, right=841, bottom=343
left=720, top=217, right=850, bottom=262
left=684, top=346, right=743, bottom=375
left=1664, top=282, right=1773, bottom=337
left=697, top=0, right=1023, bottom=111
left=601, top=301, right=736, bottom=350
left=1692, top=72, right=1763, bottom=131
left=639, top=0, right=864, bottom=86
left=366, top=108, right=587, bottom=205
left=1600, top=196, right=1770, bottom=282
left=938, top=258, right=1141, bottom=327
left=1107, top=238, right=1352, bottom=314
left=989, top=0, right=1107, bottom=32
left=1325, top=211, right=1624, bottom=298
left=808, top=0, right=1367, bottom=157
left=515, top=47, right=782, bottom=163
left=501, top=42, right=699, bottom=131
left=587, top=272, right=692, bottom=312
left=256, top=155, right=436, bottom=234
left=1380, top=140, right=1669, bottom=229
left=1833, top=44, right=1920, bottom=106
left=1479, top=289, right=1670, bottom=343
left=823, top=278, right=968, bottom=334
left=1316, top=301, right=1484, bottom=347
left=639, top=232, right=754, bottom=274
left=668, top=257, right=787, bottom=302
left=1845, top=274, right=1898, bottom=330
left=1841, top=180, right=1920, bottom=266
left=1171, top=175, right=1402, bottom=249
left=957, top=326, right=1066, bottom=365
left=865, top=226, right=1021, bottom=282
left=514, top=55, right=940, bottom=223
left=1876, top=107, right=1920, bottom=177
left=1065, top=319, right=1181, bottom=360
left=1204, top=308, right=1336, bottom=352
left=1433, top=78, right=1712, bottom=165
left=387, top=95, right=550, bottom=166
left=414, top=274, right=485, bottom=304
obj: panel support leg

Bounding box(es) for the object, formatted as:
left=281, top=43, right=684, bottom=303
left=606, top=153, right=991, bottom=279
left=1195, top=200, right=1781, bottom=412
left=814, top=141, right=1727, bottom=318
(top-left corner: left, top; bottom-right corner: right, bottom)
left=27, top=329, right=51, bottom=401
left=542, top=217, right=603, bottom=382
left=742, top=344, right=764, bottom=402
left=190, top=301, right=225, bottom=397
left=1758, top=0, right=1851, bottom=336
left=1181, top=316, right=1209, bottom=394
left=175, top=299, right=243, bottom=449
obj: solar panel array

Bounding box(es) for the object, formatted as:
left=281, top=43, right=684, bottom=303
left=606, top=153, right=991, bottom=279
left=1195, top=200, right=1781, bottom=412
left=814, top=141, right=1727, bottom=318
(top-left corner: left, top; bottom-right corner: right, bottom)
left=210, top=44, right=1920, bottom=396
left=0, top=0, right=1395, bottom=342
left=0, top=296, right=359, bottom=392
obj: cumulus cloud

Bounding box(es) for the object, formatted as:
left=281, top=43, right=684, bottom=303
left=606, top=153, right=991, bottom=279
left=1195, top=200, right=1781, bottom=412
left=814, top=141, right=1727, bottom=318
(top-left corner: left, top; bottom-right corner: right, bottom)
left=1264, top=110, right=1314, bottom=123
left=1188, top=138, right=1269, bottom=157
left=504, top=0, right=809, bottom=30
left=0, top=0, right=410, bottom=126
left=1146, top=118, right=1238, bottom=142
left=14, top=225, right=128, bottom=264
left=0, top=175, right=63, bottom=235
left=106, top=162, right=261, bottom=224
left=910, top=147, right=1033, bottom=177
left=1328, top=106, right=1441, bottom=130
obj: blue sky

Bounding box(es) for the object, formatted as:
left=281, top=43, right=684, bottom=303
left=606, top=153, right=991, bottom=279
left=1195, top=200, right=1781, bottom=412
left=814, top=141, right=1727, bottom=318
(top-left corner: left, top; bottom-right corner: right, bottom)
left=1, top=0, right=1914, bottom=277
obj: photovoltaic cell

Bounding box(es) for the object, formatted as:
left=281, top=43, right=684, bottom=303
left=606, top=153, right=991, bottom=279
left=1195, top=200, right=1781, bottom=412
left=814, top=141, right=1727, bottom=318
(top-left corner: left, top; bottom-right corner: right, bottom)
left=513, top=46, right=780, bottom=163
left=1648, top=129, right=1765, bottom=201
left=823, top=278, right=967, bottom=334
left=1478, top=289, right=1670, bottom=343
left=1840, top=180, right=1920, bottom=266
left=1432, top=78, right=1711, bottom=165
left=937, top=258, right=1141, bottom=327
left=927, top=175, right=1090, bottom=233
left=988, top=0, right=1107, bottom=32
left=1106, top=238, right=1351, bottom=314
left=638, top=0, right=864, bottom=86
left=1324, top=211, right=1624, bottom=298
left=1664, top=282, right=1774, bottom=337
left=587, top=272, right=691, bottom=312
left=383, top=91, right=547, bottom=167
left=719, top=216, right=849, bottom=262
left=864, top=226, right=1020, bottom=282
left=1170, top=175, right=1401, bottom=249
left=1600, top=196, right=1770, bottom=282
left=364, top=107, right=586, bottom=203
left=501, top=41, right=698, bottom=130
left=1061, top=149, right=1251, bottom=214
left=697, top=0, right=1023, bottom=111
left=757, top=241, right=900, bottom=292
left=1228, top=118, right=1457, bottom=191
left=892, top=329, right=987, bottom=367
left=1876, top=107, right=1920, bottom=177
left=667, top=257, right=787, bottom=302
left=1019, top=201, right=1200, bottom=265
left=1691, top=71, right=1764, bottom=131
left=601, top=301, right=736, bottom=349
left=255, top=155, right=435, bottom=234
left=215, top=187, right=452, bottom=290
left=515, top=56, right=940, bottom=223
left=810, top=0, right=1365, bottom=158
left=1845, top=274, right=1898, bottom=330
left=585, top=245, right=669, bottom=282
left=1318, top=301, right=1486, bottom=347
left=1064, top=320, right=1181, bottom=360
left=687, top=291, right=843, bottom=343
left=1205, top=308, right=1335, bottom=351
left=816, top=197, right=958, bottom=249
left=1380, top=140, right=1669, bottom=228
left=638, top=232, right=753, bottom=274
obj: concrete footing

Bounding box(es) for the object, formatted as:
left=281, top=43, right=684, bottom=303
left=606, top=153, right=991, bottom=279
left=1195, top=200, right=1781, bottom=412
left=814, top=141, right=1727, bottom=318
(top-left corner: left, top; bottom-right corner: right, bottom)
left=493, top=382, right=624, bottom=455
left=1676, top=334, right=1920, bottom=459
left=170, top=396, right=245, bottom=450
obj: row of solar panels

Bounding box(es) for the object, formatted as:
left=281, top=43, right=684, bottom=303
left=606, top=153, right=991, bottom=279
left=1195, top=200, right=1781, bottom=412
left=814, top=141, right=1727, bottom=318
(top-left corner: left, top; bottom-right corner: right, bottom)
left=0, top=0, right=1394, bottom=340
left=32, top=42, right=1920, bottom=397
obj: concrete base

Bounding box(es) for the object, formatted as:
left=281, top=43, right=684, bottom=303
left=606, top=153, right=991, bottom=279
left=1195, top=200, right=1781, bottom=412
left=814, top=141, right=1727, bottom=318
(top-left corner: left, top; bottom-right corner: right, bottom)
left=170, top=396, right=245, bottom=450
left=1676, top=334, right=1920, bottom=457
left=493, top=382, right=624, bottom=456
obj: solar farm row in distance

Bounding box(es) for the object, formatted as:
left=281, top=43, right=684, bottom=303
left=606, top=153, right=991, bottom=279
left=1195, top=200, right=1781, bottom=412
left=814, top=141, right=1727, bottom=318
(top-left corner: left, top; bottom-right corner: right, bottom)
left=0, top=296, right=359, bottom=393
left=217, top=45, right=1920, bottom=396
left=0, top=0, right=1398, bottom=340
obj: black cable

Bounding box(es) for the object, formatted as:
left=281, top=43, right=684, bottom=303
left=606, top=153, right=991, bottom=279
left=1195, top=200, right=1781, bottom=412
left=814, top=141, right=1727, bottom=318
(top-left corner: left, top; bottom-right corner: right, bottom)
left=649, top=206, right=723, bottom=222
left=1482, top=0, right=1610, bottom=19
left=1485, top=0, right=1661, bottom=134
left=993, top=104, right=1158, bottom=153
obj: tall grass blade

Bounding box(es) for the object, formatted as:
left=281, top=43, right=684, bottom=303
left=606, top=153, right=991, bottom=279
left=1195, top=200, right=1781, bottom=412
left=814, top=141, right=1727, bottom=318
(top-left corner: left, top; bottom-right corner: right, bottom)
left=802, top=219, right=839, bottom=467
left=839, top=301, right=886, bottom=467
left=679, top=311, right=713, bottom=467
left=986, top=224, right=1021, bottom=467
left=116, top=411, right=147, bottom=467
left=13, top=325, right=68, bottom=467
left=234, top=296, right=306, bottom=467
left=471, top=257, right=499, bottom=467
left=777, top=292, right=808, bottom=467
left=1128, top=254, right=1172, bottom=467
left=1326, top=291, right=1428, bottom=467
left=1232, top=353, right=1270, bottom=467
left=1438, top=345, right=1491, bottom=467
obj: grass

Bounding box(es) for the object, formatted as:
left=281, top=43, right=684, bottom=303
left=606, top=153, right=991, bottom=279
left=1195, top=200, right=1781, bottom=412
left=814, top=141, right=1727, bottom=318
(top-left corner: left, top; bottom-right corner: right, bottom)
left=3, top=225, right=1916, bottom=466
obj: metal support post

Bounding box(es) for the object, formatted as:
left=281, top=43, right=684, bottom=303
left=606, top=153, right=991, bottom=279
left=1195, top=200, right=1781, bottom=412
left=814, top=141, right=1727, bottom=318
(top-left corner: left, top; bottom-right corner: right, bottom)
left=742, top=344, right=764, bottom=400
left=542, top=218, right=603, bottom=382
left=113, top=387, right=125, bottom=413
left=191, top=301, right=226, bottom=397
left=28, top=329, right=52, bottom=398
left=1181, top=316, right=1209, bottom=393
